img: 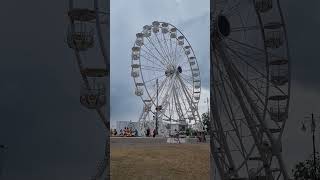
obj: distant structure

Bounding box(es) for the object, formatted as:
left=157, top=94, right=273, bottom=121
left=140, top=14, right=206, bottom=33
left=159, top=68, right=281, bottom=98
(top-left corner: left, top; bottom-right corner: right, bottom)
left=210, top=0, right=291, bottom=180
left=66, top=0, right=109, bottom=179
left=131, top=21, right=203, bottom=137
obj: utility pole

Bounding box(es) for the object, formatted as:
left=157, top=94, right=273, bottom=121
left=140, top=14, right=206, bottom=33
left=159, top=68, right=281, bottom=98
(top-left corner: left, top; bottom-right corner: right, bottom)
left=155, top=79, right=159, bottom=135
left=207, top=97, right=210, bottom=129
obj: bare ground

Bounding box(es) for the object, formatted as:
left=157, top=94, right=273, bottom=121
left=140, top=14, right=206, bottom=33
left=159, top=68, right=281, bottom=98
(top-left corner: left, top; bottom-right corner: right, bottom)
left=111, top=142, right=209, bottom=180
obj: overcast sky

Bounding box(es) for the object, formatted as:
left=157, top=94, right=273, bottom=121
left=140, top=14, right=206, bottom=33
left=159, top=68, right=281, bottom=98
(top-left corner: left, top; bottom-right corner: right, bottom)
left=110, top=0, right=210, bottom=128
left=0, top=0, right=319, bottom=179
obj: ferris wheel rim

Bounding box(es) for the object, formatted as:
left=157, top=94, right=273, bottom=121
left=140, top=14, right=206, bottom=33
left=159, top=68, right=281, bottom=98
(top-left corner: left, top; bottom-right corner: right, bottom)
left=133, top=22, right=201, bottom=104
left=131, top=21, right=202, bottom=123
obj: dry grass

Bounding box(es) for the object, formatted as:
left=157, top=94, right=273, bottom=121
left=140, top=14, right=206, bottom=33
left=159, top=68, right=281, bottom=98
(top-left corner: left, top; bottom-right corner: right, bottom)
left=111, top=143, right=209, bottom=180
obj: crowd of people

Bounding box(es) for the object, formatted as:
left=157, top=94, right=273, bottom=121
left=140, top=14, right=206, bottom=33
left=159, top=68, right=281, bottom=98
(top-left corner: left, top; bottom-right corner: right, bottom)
left=145, top=128, right=157, bottom=137
left=110, top=127, right=138, bottom=137
left=110, top=126, right=207, bottom=142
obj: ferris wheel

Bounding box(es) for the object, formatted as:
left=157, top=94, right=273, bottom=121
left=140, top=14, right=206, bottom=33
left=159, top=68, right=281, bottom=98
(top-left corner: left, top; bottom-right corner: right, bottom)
left=66, top=0, right=109, bottom=179
left=131, top=21, right=203, bottom=136
left=211, top=0, right=290, bottom=179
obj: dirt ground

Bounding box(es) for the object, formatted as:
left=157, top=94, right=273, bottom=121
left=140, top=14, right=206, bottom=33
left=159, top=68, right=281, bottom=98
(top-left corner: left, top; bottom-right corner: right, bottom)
left=111, top=143, right=210, bottom=180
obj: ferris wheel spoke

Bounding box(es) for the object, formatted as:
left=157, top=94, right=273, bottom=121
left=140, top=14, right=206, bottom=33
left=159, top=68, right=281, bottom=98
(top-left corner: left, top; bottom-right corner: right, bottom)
left=173, top=87, right=185, bottom=120
left=224, top=45, right=288, bottom=96
left=215, top=80, right=250, bottom=149
left=141, top=67, right=164, bottom=73
left=159, top=32, right=172, bottom=63
left=160, top=82, right=176, bottom=118
left=154, top=33, right=173, bottom=65
left=177, top=76, right=198, bottom=110
left=173, top=41, right=179, bottom=65
left=168, top=91, right=175, bottom=119
left=140, top=56, right=167, bottom=71
left=175, top=45, right=187, bottom=66
left=158, top=78, right=174, bottom=105
left=169, top=37, right=174, bottom=64
left=226, top=45, right=266, bottom=66
left=225, top=37, right=283, bottom=59
left=176, top=82, right=198, bottom=123
left=226, top=131, right=249, bottom=162
left=176, top=86, right=191, bottom=120
left=153, top=78, right=169, bottom=98
left=179, top=76, right=194, bottom=94
left=178, top=76, right=193, bottom=99
left=224, top=45, right=266, bottom=78
left=162, top=33, right=175, bottom=65
left=154, top=80, right=170, bottom=103
left=141, top=48, right=167, bottom=68
left=180, top=73, right=194, bottom=84
left=146, top=37, right=171, bottom=66
left=161, top=87, right=174, bottom=117
left=146, top=76, right=169, bottom=100
left=217, top=70, right=242, bottom=129
left=144, top=74, right=166, bottom=84
left=179, top=75, right=193, bottom=85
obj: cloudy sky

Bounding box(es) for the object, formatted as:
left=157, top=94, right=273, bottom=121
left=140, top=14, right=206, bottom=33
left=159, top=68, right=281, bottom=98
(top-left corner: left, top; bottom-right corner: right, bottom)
left=110, top=0, right=210, bottom=128
left=0, top=0, right=319, bottom=179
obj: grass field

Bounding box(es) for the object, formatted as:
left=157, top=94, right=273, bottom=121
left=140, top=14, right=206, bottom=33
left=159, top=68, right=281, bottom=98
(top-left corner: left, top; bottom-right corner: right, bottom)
left=111, top=143, right=210, bottom=180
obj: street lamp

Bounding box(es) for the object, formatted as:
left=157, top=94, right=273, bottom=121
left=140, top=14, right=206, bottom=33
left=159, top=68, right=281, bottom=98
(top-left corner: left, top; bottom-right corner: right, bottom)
left=204, top=97, right=210, bottom=131
left=300, top=113, right=320, bottom=180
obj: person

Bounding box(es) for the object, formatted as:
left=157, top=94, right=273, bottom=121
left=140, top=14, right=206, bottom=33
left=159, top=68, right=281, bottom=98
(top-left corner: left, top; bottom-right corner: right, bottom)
left=153, top=129, right=156, bottom=138
left=197, top=131, right=201, bottom=142
left=174, top=129, right=180, bottom=144
left=114, top=129, right=117, bottom=136
left=129, top=128, right=132, bottom=137
left=120, top=129, right=123, bottom=136
left=135, top=129, right=138, bottom=137
left=146, top=128, right=150, bottom=137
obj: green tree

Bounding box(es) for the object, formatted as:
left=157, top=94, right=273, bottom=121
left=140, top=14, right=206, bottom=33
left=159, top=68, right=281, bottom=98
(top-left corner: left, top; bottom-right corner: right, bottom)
left=201, top=112, right=210, bottom=132
left=292, top=153, right=320, bottom=180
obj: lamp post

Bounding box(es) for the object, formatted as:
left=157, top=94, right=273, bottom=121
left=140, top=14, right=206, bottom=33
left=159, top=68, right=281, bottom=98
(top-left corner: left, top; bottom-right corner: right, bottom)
left=204, top=97, right=210, bottom=131
left=301, top=113, right=320, bottom=180
left=155, top=79, right=159, bottom=135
